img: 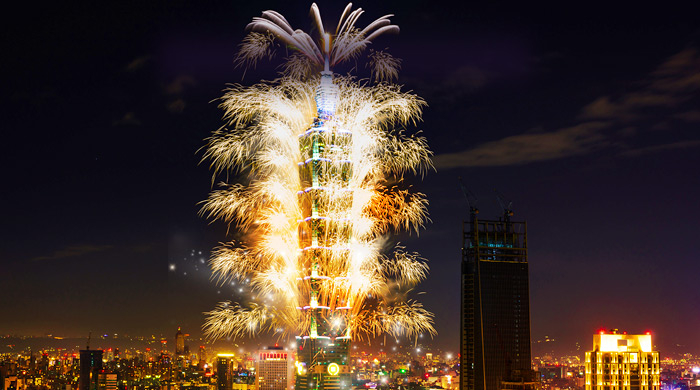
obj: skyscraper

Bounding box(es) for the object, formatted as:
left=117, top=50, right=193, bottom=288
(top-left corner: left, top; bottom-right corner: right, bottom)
left=79, top=349, right=103, bottom=390
left=199, top=346, right=207, bottom=366
left=460, top=207, right=534, bottom=390
left=256, top=346, right=294, bottom=390
left=585, top=330, right=660, bottom=390
left=175, top=327, right=185, bottom=356
left=294, top=71, right=351, bottom=390
left=217, top=354, right=234, bottom=390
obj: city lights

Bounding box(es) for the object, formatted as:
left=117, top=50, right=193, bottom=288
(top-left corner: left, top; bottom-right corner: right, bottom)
left=4, top=5, right=699, bottom=390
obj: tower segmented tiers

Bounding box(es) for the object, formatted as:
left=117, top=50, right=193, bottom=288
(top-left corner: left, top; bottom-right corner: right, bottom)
left=295, top=71, right=351, bottom=390
left=201, top=4, right=435, bottom=389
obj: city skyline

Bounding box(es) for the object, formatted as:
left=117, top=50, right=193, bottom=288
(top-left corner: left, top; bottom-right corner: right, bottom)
left=1, top=0, right=699, bottom=359
left=3, top=326, right=698, bottom=390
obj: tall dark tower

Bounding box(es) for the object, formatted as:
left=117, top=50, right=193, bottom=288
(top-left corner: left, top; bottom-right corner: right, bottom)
left=460, top=202, right=535, bottom=390
left=216, top=354, right=233, bottom=390
left=79, top=349, right=103, bottom=390
left=175, top=327, right=185, bottom=356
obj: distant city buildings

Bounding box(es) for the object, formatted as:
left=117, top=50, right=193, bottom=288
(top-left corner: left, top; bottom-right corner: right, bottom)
left=2, top=331, right=699, bottom=390
left=0, top=333, right=482, bottom=390
left=96, top=373, right=116, bottom=390
left=175, top=328, right=185, bottom=357
left=200, top=346, right=207, bottom=362
left=585, top=330, right=660, bottom=390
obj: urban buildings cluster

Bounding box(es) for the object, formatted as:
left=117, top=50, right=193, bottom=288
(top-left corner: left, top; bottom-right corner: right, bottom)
left=3, top=207, right=696, bottom=390
left=0, top=329, right=461, bottom=390
left=3, top=203, right=696, bottom=390
left=1, top=328, right=698, bottom=390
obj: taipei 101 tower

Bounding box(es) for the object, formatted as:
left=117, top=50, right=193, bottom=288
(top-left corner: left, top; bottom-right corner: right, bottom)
left=201, top=5, right=435, bottom=390
left=294, top=48, right=352, bottom=390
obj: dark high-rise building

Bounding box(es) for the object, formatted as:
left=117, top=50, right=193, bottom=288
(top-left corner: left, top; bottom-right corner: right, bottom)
left=199, top=346, right=207, bottom=365
left=175, top=327, right=185, bottom=356
left=460, top=206, right=535, bottom=390
left=79, top=349, right=103, bottom=390
left=217, top=354, right=234, bottom=390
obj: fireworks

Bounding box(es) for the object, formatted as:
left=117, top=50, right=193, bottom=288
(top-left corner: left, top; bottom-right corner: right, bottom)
left=201, top=3, right=435, bottom=343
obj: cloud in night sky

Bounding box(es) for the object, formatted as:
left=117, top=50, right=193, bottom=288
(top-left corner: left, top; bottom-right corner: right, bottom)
left=579, top=48, right=700, bottom=121
left=164, top=75, right=197, bottom=95
left=112, top=111, right=142, bottom=126
left=434, top=122, right=610, bottom=167
left=32, top=244, right=114, bottom=262
left=125, top=55, right=151, bottom=72
left=434, top=48, right=700, bottom=168
left=167, top=99, right=186, bottom=113
left=672, top=109, right=700, bottom=122
left=164, top=75, right=197, bottom=114
left=620, top=139, right=700, bottom=157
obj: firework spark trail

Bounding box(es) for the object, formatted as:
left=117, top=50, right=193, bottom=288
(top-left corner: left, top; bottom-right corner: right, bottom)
left=202, top=3, right=435, bottom=343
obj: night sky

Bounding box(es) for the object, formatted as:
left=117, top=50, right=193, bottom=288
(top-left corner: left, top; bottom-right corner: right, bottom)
left=2, top=1, right=699, bottom=357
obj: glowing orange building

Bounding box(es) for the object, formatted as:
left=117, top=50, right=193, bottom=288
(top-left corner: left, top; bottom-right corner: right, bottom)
left=585, top=330, right=660, bottom=390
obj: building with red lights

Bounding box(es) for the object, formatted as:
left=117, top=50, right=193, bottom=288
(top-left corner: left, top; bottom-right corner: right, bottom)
left=585, top=330, right=660, bottom=390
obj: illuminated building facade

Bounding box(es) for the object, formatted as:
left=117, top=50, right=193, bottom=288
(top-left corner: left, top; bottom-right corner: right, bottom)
left=175, top=327, right=185, bottom=356
left=295, top=72, right=351, bottom=390
left=256, top=347, right=294, bottom=390
left=217, top=354, right=235, bottom=390
left=461, top=210, right=534, bottom=390
left=585, top=331, right=660, bottom=390
left=79, top=349, right=103, bottom=390
left=97, top=373, right=117, bottom=390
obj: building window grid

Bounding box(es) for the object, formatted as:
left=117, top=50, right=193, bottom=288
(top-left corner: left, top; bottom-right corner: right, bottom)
left=586, top=349, right=662, bottom=390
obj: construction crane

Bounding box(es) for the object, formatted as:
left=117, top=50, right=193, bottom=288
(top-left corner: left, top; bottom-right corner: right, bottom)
left=495, top=189, right=514, bottom=222
left=458, top=177, right=479, bottom=222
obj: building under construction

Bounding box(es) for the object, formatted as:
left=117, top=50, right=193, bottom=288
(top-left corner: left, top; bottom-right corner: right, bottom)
left=460, top=199, right=537, bottom=390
